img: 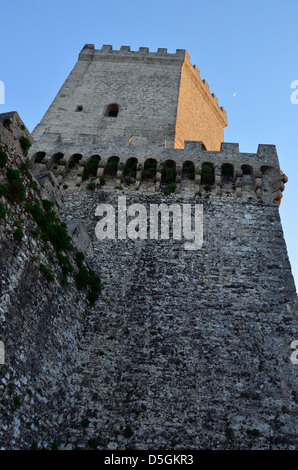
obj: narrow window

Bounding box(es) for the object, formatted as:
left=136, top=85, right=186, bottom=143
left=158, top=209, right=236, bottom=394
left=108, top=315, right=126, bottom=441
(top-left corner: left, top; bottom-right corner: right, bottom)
left=105, top=156, right=119, bottom=177
left=68, top=154, right=82, bottom=170
left=221, top=163, right=234, bottom=182
left=161, top=160, right=176, bottom=183
left=52, top=152, right=64, bottom=164
left=124, top=158, right=137, bottom=179
left=33, top=152, right=46, bottom=163
left=201, top=162, right=214, bottom=185
left=183, top=161, right=195, bottom=180
left=143, top=159, right=157, bottom=179
left=105, top=103, right=119, bottom=118
left=241, top=164, right=253, bottom=175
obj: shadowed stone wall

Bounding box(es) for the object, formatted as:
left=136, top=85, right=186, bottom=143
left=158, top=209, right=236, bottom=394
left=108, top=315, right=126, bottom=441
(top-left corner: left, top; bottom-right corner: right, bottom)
left=53, top=187, right=298, bottom=450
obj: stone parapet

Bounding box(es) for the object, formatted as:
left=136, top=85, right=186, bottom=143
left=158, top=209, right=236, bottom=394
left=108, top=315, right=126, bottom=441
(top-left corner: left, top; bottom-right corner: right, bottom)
left=28, top=140, right=287, bottom=206
left=79, top=43, right=188, bottom=65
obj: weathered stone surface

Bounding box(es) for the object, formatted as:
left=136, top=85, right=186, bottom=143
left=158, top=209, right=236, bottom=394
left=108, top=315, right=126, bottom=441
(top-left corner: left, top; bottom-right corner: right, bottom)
left=0, top=112, right=32, bottom=157
left=65, top=219, right=91, bottom=254
left=34, top=171, right=64, bottom=208
left=56, top=189, right=298, bottom=450
left=31, top=45, right=227, bottom=151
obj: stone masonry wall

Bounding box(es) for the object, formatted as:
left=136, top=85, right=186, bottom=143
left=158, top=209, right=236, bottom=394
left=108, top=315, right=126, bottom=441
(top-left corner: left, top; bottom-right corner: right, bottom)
left=0, top=112, right=297, bottom=449
left=54, top=186, right=298, bottom=450
left=0, top=117, right=101, bottom=450
left=175, top=60, right=227, bottom=150
left=32, top=46, right=185, bottom=148
left=32, top=45, right=227, bottom=151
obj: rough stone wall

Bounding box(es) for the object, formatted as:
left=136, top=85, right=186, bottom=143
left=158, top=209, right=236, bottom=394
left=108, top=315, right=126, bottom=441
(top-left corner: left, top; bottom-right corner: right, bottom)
left=31, top=45, right=227, bottom=151
left=0, top=117, right=100, bottom=450
left=175, top=59, right=227, bottom=150
left=2, top=161, right=297, bottom=450
left=1, top=111, right=297, bottom=450
left=0, top=112, right=32, bottom=154
left=32, top=46, right=185, bottom=148
left=55, top=187, right=298, bottom=450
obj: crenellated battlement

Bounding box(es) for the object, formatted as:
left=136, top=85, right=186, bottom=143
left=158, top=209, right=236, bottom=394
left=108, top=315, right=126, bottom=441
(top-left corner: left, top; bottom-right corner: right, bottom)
left=31, top=44, right=228, bottom=152
left=79, top=43, right=188, bottom=61
left=28, top=140, right=286, bottom=206
left=78, top=44, right=227, bottom=131
left=186, top=64, right=227, bottom=125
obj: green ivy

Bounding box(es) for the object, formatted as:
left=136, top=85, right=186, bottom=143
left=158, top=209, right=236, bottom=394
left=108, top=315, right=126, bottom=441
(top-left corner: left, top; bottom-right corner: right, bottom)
left=0, top=184, right=8, bottom=197
left=0, top=203, right=6, bottom=218
left=40, top=263, right=55, bottom=282
left=13, top=228, right=24, bottom=241
left=0, top=150, right=8, bottom=168
left=75, top=252, right=101, bottom=305
left=6, top=167, right=26, bottom=203
left=26, top=200, right=72, bottom=252
left=19, top=136, right=31, bottom=151
left=87, top=182, right=96, bottom=191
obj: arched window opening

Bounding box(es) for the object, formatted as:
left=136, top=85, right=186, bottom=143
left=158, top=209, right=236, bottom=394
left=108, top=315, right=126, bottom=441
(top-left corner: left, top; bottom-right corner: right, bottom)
left=123, top=157, right=137, bottom=183
left=241, top=164, right=253, bottom=175
left=52, top=153, right=64, bottom=164
left=105, top=156, right=119, bottom=177
left=161, top=160, right=176, bottom=195
left=161, top=160, right=176, bottom=184
left=143, top=159, right=157, bottom=179
left=105, top=103, right=119, bottom=118
left=241, top=164, right=254, bottom=189
left=201, top=162, right=214, bottom=185
left=261, top=165, right=274, bottom=176
left=221, top=163, right=234, bottom=182
left=82, top=155, right=101, bottom=181
left=34, top=152, right=46, bottom=163
left=68, top=154, right=82, bottom=170
left=182, top=161, right=195, bottom=180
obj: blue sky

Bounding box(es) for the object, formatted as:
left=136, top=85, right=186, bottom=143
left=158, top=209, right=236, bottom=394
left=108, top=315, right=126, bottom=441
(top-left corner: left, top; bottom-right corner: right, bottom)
left=1, top=0, right=298, bottom=289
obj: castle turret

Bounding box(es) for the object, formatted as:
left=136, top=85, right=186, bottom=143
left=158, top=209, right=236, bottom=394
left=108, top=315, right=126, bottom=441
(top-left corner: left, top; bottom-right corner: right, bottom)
left=32, top=44, right=227, bottom=151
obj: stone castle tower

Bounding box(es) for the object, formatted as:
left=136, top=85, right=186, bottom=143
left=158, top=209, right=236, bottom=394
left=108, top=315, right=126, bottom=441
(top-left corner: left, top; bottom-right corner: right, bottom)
left=1, top=44, right=297, bottom=450
left=32, top=44, right=227, bottom=152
